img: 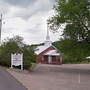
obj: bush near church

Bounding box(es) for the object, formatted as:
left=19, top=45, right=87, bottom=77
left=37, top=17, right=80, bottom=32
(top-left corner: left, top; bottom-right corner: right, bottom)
left=0, top=36, right=37, bottom=70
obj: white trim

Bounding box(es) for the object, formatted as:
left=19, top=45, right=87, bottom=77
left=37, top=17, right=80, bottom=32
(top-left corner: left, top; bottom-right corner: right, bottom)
left=48, top=56, right=52, bottom=63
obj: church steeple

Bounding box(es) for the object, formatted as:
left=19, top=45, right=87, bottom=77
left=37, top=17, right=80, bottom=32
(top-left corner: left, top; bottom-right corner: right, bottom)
left=44, top=24, right=52, bottom=46
left=46, top=24, right=50, bottom=41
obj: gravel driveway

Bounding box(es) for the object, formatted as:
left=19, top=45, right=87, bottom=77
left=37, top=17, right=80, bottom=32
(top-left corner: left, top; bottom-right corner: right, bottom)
left=8, top=64, right=90, bottom=90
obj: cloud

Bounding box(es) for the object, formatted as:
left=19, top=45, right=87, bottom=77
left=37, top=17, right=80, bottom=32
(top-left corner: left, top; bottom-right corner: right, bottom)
left=12, top=0, right=55, bottom=20
left=1, top=0, right=61, bottom=45
left=2, top=0, right=36, bottom=8
left=1, top=0, right=55, bottom=19
left=2, top=0, right=55, bottom=8
left=0, top=1, right=10, bottom=15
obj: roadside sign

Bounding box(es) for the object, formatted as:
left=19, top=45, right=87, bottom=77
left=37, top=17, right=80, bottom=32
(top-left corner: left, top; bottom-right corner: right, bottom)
left=86, top=56, right=90, bottom=59
left=11, top=53, right=23, bottom=70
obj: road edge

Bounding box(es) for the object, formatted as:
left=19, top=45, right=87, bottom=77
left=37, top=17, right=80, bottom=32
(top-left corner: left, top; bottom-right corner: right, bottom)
left=0, top=66, right=28, bottom=90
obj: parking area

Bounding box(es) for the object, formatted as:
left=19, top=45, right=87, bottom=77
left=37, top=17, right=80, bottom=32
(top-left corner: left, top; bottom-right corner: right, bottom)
left=8, top=64, right=90, bottom=90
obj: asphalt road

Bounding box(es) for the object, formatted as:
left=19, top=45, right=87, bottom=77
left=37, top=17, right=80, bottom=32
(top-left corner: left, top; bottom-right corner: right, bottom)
left=7, top=64, right=90, bottom=90
left=29, top=64, right=90, bottom=90
left=0, top=68, right=26, bottom=90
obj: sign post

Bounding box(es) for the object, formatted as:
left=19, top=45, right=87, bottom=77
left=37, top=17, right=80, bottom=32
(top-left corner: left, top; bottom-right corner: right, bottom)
left=11, top=53, right=23, bottom=70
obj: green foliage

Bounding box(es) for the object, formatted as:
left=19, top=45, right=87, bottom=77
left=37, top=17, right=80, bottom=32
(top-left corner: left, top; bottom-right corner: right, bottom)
left=22, top=46, right=37, bottom=69
left=0, top=36, right=37, bottom=69
left=48, top=0, right=90, bottom=42
left=0, top=41, right=19, bottom=66
left=49, top=0, right=90, bottom=63
left=53, top=39, right=90, bottom=63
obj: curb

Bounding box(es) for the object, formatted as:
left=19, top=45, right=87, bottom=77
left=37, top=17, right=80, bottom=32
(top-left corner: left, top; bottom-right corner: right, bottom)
left=6, top=68, right=28, bottom=90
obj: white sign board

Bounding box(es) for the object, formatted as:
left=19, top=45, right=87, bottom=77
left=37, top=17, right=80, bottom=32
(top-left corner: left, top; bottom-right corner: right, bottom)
left=11, top=53, right=23, bottom=70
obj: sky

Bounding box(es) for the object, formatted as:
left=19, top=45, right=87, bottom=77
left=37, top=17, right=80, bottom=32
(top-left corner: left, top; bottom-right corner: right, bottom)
left=0, top=0, right=62, bottom=45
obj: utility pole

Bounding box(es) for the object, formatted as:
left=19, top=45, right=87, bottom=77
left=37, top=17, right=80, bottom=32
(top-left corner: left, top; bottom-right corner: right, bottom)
left=0, top=14, right=2, bottom=45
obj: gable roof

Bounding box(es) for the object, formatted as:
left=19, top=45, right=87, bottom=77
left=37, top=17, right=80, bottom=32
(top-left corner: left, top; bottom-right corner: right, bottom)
left=35, top=45, right=56, bottom=55
left=44, top=50, right=60, bottom=56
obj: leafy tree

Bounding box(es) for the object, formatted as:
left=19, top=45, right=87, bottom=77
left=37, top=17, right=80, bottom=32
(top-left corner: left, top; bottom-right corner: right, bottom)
left=48, top=0, right=90, bottom=63
left=0, top=36, right=36, bottom=69
left=0, top=41, right=19, bottom=66
left=53, top=39, right=90, bottom=63
left=22, top=45, right=37, bottom=69
left=48, top=0, right=90, bottom=42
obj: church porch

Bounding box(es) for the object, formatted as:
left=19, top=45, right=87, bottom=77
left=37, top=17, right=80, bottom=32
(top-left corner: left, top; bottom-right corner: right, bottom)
left=41, top=55, right=61, bottom=65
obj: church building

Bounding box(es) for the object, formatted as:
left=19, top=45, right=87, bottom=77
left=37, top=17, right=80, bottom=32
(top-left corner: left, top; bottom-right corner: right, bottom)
left=35, top=26, right=62, bottom=65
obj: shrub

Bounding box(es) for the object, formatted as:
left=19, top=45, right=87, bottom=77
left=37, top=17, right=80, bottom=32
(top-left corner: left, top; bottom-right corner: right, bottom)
left=0, top=36, right=37, bottom=70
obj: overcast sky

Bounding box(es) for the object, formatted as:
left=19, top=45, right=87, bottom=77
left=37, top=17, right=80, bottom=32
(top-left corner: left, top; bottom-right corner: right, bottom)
left=0, top=0, right=62, bottom=45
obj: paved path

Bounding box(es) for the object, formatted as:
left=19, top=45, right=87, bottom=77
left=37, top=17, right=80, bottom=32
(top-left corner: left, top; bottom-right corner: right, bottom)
left=0, top=67, right=26, bottom=90
left=8, top=64, right=90, bottom=90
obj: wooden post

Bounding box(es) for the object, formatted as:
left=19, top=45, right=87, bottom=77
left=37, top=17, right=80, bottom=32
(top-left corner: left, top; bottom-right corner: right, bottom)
left=21, top=53, right=23, bottom=70
left=11, top=54, right=13, bottom=68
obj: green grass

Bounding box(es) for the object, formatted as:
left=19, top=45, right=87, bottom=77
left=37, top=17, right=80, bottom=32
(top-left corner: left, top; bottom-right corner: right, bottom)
left=31, top=63, right=36, bottom=68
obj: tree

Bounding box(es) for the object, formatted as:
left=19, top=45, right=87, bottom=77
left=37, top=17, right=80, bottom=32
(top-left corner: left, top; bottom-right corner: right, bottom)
left=53, top=39, right=90, bottom=63
left=0, top=40, right=19, bottom=66
left=22, top=45, right=37, bottom=69
left=0, top=36, right=37, bottom=69
left=49, top=0, right=90, bottom=63
left=48, top=0, right=90, bottom=42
